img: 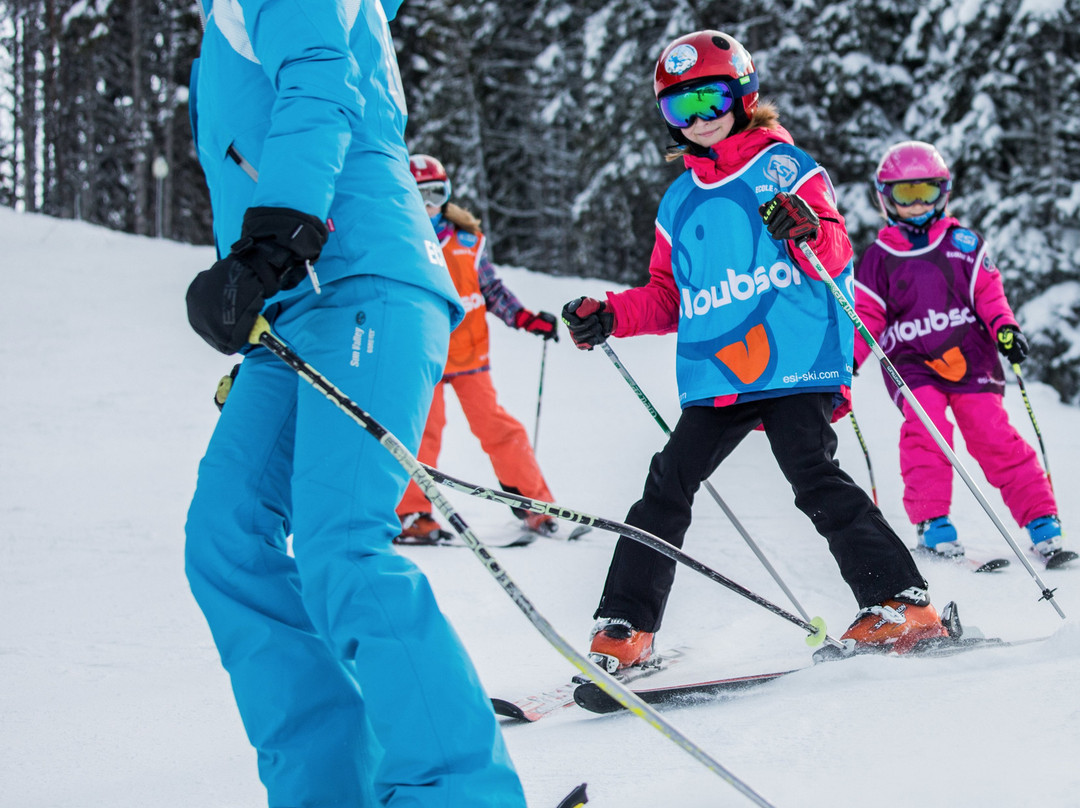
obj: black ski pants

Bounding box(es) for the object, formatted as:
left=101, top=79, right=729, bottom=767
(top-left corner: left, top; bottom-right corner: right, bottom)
left=594, top=393, right=926, bottom=633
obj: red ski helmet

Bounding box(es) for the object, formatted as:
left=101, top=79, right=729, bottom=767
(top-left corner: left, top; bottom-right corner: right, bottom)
left=874, top=141, right=952, bottom=224
left=409, top=154, right=448, bottom=184
left=409, top=154, right=452, bottom=208
left=654, top=31, right=759, bottom=127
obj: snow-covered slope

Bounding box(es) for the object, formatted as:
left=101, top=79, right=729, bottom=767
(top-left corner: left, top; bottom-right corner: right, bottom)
left=3, top=208, right=1080, bottom=807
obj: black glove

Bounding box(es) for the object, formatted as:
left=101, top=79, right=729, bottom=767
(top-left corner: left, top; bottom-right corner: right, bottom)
left=214, top=363, right=241, bottom=412
left=561, top=297, right=614, bottom=350
left=514, top=309, right=559, bottom=341
left=759, top=192, right=820, bottom=243
left=186, top=206, right=329, bottom=354
left=997, top=325, right=1029, bottom=364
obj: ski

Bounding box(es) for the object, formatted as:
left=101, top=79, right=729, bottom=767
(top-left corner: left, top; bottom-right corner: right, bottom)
left=445, top=530, right=539, bottom=548
left=912, top=544, right=1009, bottom=573
left=567, top=525, right=593, bottom=540
left=1029, top=547, right=1079, bottom=569
left=577, top=632, right=1047, bottom=715
left=491, top=647, right=687, bottom=722
left=573, top=668, right=799, bottom=714
left=556, top=783, right=589, bottom=808
left=393, top=528, right=457, bottom=546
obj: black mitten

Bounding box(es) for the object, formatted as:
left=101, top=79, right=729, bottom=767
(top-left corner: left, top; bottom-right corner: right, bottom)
left=186, top=207, right=328, bottom=354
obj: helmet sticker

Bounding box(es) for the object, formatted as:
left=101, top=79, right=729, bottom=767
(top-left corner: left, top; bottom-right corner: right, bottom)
left=665, top=44, right=698, bottom=76
left=764, top=155, right=799, bottom=189
left=731, top=46, right=752, bottom=77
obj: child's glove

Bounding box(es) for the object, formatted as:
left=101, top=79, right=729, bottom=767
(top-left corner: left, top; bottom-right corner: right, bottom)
left=561, top=297, right=614, bottom=350
left=997, top=325, right=1029, bottom=364
left=759, top=192, right=819, bottom=243
left=514, top=309, right=559, bottom=341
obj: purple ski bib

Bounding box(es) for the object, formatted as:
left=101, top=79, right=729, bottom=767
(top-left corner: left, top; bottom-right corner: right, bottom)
left=855, top=227, right=1005, bottom=405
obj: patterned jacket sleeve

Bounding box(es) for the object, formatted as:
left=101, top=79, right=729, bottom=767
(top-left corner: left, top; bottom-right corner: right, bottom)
left=477, top=247, right=525, bottom=327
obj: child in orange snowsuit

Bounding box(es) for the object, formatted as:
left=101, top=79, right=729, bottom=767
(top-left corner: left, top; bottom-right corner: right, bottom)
left=396, top=155, right=560, bottom=543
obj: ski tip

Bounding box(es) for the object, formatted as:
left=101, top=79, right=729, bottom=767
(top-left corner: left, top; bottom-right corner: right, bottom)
left=973, top=558, right=1010, bottom=573
left=490, top=698, right=528, bottom=721
left=556, top=783, right=589, bottom=808
left=572, top=683, right=623, bottom=714
left=1044, top=549, right=1079, bottom=570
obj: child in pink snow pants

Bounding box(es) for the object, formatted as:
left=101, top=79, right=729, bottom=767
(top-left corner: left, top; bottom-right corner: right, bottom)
left=854, top=140, right=1066, bottom=563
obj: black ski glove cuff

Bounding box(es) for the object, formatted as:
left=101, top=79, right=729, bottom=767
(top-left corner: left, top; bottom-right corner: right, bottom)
left=186, top=206, right=329, bottom=355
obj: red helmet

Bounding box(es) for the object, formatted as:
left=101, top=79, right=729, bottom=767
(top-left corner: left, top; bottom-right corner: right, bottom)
left=408, top=154, right=448, bottom=184
left=653, top=31, right=758, bottom=122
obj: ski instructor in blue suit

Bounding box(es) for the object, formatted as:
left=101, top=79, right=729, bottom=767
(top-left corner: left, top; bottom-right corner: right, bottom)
left=182, top=1, right=526, bottom=805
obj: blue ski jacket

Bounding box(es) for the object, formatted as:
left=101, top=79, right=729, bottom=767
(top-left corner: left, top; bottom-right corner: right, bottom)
left=190, top=0, right=463, bottom=324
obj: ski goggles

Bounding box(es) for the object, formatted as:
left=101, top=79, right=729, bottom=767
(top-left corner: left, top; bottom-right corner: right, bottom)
left=418, top=181, right=450, bottom=208
left=882, top=179, right=949, bottom=206
left=657, top=79, right=736, bottom=129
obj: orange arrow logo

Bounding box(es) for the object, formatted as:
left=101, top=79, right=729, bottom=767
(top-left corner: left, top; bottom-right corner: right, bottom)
left=924, top=346, right=967, bottom=382
left=716, top=323, right=771, bottom=384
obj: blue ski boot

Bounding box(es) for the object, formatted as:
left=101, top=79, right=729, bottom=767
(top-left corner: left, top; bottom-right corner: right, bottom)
left=917, top=516, right=965, bottom=558
left=1027, top=515, right=1064, bottom=558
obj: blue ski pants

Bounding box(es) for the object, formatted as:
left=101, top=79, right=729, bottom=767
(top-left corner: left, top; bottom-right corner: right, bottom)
left=185, top=275, right=525, bottom=808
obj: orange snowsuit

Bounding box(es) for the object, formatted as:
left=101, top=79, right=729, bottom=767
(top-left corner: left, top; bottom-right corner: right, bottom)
left=397, top=221, right=553, bottom=518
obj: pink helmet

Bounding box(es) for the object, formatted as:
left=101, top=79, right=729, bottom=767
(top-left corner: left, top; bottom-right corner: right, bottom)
left=874, top=141, right=952, bottom=224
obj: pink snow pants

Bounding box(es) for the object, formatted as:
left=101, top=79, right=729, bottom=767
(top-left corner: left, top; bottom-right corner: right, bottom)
left=900, top=386, right=1055, bottom=528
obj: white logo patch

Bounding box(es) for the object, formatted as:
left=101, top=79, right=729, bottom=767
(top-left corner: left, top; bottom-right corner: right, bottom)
left=764, top=155, right=800, bottom=190
left=664, top=44, right=698, bottom=76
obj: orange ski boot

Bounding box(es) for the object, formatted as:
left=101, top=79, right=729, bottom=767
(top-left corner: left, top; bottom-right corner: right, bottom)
left=588, top=618, right=655, bottom=673
left=524, top=512, right=558, bottom=536
left=841, top=587, right=949, bottom=655
left=394, top=512, right=453, bottom=545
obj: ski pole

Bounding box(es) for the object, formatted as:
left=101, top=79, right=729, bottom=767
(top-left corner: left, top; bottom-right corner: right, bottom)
left=247, top=316, right=778, bottom=807
left=533, top=339, right=548, bottom=452
left=848, top=411, right=878, bottom=506
left=599, top=342, right=816, bottom=626
left=1011, top=361, right=1053, bottom=492
left=796, top=240, right=1065, bottom=618
left=424, top=464, right=840, bottom=650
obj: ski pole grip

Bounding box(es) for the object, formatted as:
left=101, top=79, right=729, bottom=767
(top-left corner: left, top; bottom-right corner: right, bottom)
left=249, top=315, right=272, bottom=345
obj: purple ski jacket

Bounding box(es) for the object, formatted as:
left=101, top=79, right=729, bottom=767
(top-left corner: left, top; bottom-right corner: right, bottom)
left=854, top=217, right=1017, bottom=406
